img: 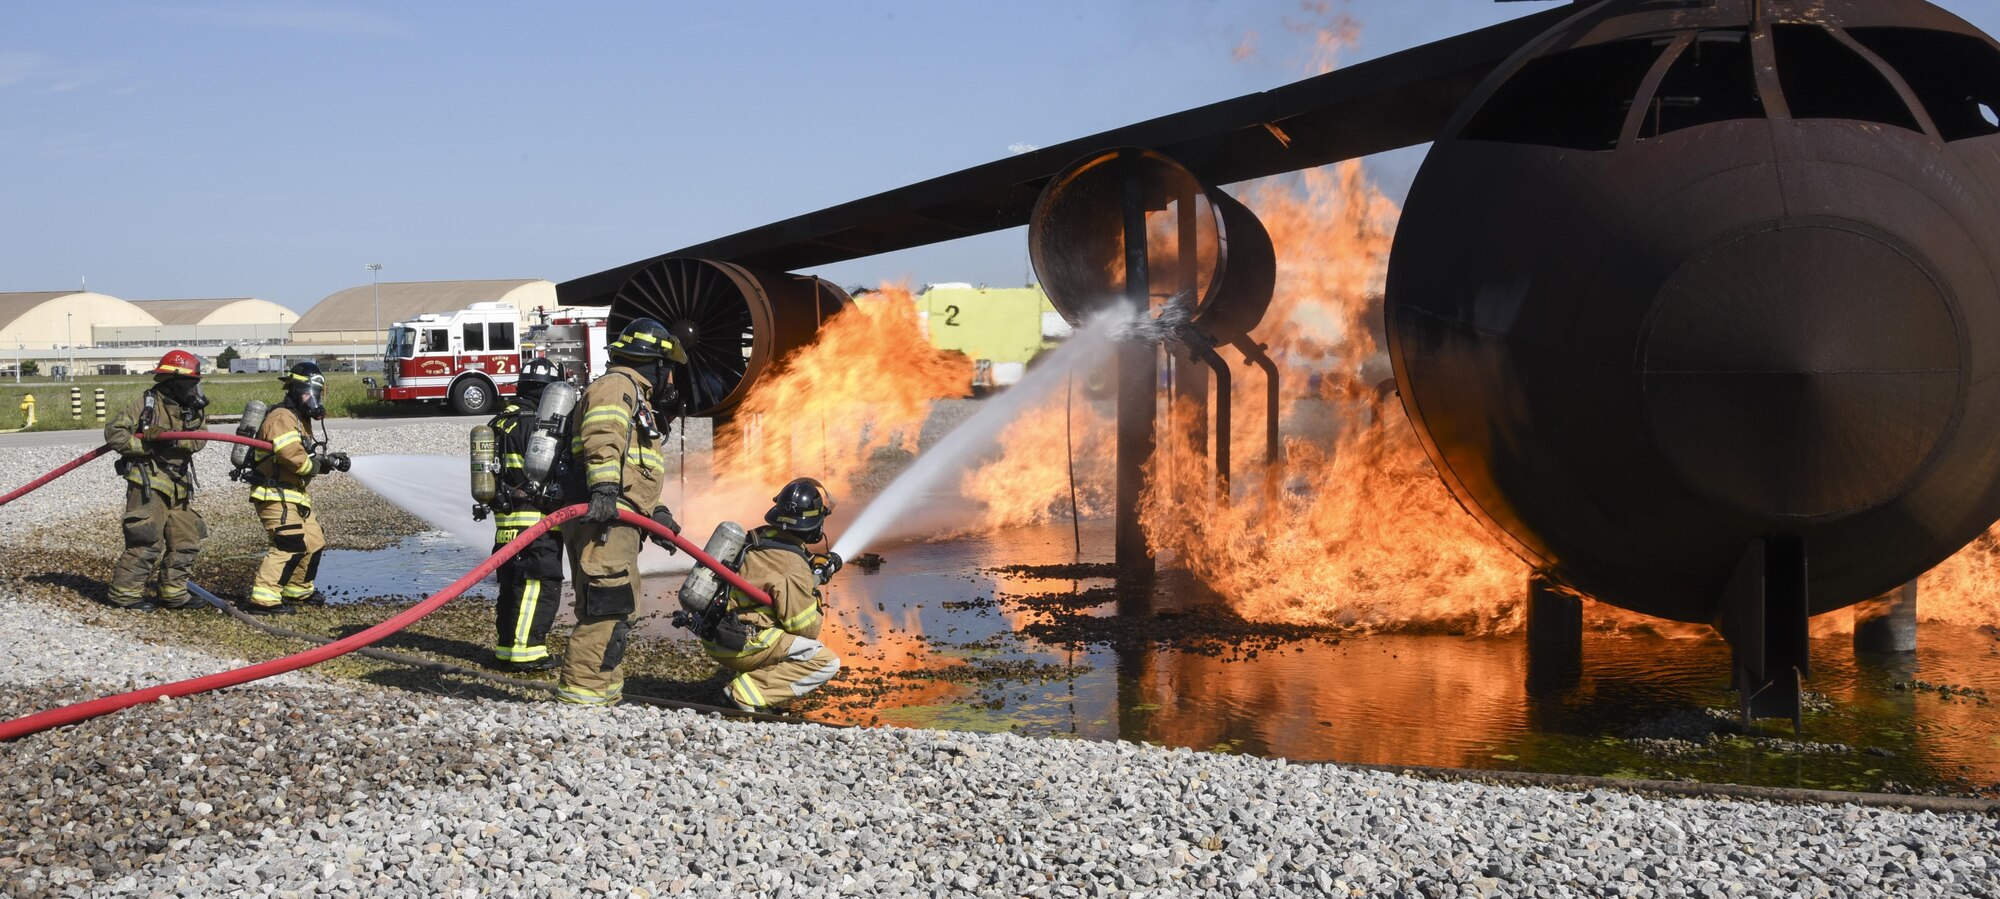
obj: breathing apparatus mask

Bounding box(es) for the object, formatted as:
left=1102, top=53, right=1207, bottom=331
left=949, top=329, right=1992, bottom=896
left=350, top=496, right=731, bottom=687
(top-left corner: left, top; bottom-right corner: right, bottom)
left=644, top=361, right=681, bottom=418
left=155, top=375, right=207, bottom=415
left=606, top=318, right=688, bottom=420
left=282, top=362, right=328, bottom=420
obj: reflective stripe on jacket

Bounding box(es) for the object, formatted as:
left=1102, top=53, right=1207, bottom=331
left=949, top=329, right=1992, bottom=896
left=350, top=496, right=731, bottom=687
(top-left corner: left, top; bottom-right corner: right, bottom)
left=248, top=404, right=317, bottom=507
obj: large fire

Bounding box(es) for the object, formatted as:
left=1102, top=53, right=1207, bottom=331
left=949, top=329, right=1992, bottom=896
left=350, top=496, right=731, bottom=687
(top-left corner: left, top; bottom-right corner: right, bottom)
left=683, top=283, right=970, bottom=524
left=1133, top=162, right=1528, bottom=633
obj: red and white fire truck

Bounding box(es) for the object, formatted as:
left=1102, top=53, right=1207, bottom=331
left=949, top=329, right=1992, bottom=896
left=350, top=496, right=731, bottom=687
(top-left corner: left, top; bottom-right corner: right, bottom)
left=370, top=302, right=612, bottom=415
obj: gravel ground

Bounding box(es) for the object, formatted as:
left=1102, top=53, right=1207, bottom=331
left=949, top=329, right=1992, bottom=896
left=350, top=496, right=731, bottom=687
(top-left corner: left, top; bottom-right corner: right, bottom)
left=2, top=417, right=1998, bottom=898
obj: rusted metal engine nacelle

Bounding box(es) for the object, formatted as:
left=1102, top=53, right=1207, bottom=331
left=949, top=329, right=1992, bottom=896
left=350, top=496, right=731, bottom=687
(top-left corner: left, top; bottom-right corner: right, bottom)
left=608, top=257, right=849, bottom=417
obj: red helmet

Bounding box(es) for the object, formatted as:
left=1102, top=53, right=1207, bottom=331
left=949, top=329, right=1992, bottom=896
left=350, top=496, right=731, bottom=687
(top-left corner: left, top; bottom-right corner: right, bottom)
left=151, top=349, right=202, bottom=378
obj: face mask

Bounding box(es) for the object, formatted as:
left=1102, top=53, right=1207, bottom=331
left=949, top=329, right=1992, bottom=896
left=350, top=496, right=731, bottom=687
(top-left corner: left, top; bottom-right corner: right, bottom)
left=158, top=377, right=206, bottom=412
left=650, top=374, right=681, bottom=417
left=293, top=375, right=326, bottom=419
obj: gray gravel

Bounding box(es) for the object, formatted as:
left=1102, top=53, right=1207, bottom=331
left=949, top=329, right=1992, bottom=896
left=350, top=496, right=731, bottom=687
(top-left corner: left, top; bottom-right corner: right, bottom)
left=2, top=417, right=1998, bottom=897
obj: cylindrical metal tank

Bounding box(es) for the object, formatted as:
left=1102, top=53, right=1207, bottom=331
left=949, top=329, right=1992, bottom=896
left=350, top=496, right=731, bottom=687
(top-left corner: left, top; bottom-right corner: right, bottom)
left=1385, top=0, right=2000, bottom=622
left=1028, top=147, right=1275, bottom=342
left=609, top=258, right=849, bottom=417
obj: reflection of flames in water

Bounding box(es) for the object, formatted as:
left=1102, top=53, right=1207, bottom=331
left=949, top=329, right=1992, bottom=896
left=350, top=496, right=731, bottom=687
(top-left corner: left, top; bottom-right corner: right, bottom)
left=689, top=284, right=970, bottom=523
left=1134, top=638, right=1525, bottom=767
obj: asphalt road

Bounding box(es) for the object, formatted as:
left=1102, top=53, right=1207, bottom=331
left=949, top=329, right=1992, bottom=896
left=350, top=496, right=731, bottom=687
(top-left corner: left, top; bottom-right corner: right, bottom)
left=0, top=414, right=488, bottom=450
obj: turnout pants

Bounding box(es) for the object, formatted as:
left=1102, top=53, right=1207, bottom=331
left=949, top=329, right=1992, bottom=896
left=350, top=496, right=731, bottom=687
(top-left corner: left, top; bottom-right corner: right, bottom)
left=715, top=633, right=842, bottom=710
left=495, top=532, right=562, bottom=664
left=251, top=500, right=324, bottom=608
left=556, top=520, right=641, bottom=705
left=108, top=484, right=206, bottom=607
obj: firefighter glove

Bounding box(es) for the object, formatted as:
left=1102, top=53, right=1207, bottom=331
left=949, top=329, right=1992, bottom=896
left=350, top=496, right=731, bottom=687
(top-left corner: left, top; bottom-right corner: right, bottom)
left=647, top=505, right=682, bottom=554
left=583, top=482, right=621, bottom=524
left=309, top=452, right=335, bottom=475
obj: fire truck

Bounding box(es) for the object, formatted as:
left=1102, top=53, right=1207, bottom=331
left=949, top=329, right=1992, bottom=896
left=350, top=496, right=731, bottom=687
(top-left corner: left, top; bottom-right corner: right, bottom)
left=370, top=302, right=611, bottom=415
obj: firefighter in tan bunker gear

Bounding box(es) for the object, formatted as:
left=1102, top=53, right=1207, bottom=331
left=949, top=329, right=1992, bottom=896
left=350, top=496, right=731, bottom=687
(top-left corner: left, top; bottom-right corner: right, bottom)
left=242, top=362, right=349, bottom=615
left=104, top=350, right=211, bottom=610
left=557, top=319, right=686, bottom=706
left=708, top=478, right=844, bottom=712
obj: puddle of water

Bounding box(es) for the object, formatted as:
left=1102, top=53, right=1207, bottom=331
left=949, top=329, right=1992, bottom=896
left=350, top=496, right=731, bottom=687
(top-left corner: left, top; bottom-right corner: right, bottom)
left=315, top=532, right=496, bottom=602
left=633, top=518, right=2000, bottom=794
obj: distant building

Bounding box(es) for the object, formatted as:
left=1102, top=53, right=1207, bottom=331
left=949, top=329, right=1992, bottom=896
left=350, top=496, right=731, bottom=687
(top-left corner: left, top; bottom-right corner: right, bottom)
left=103, top=298, right=297, bottom=347
left=0, top=291, right=158, bottom=350
left=290, top=279, right=555, bottom=347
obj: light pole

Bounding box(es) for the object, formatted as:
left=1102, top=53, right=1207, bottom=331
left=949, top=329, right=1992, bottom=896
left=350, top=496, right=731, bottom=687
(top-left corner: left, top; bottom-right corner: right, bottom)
left=65, top=311, right=73, bottom=381
left=366, top=262, right=384, bottom=359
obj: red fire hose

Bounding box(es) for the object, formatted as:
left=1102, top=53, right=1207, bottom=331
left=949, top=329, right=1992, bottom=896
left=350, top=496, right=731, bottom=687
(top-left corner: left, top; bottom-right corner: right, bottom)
left=0, top=431, right=272, bottom=508
left=0, top=506, right=769, bottom=742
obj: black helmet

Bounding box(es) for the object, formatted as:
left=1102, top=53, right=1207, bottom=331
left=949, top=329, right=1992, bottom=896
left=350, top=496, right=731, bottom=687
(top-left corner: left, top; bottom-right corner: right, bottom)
left=765, top=477, right=835, bottom=537
left=607, top=318, right=689, bottom=365
left=280, top=361, right=326, bottom=419
left=517, top=356, right=560, bottom=402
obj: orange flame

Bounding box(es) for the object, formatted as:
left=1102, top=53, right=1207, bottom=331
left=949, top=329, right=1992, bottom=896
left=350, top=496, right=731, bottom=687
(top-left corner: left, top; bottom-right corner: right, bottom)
left=1916, top=525, right=2000, bottom=626
left=712, top=283, right=971, bottom=504
left=955, top=385, right=1117, bottom=533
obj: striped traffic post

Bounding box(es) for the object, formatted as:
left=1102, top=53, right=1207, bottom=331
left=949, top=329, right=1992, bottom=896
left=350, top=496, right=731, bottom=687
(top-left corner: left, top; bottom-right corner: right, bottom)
left=69, top=386, right=81, bottom=421
left=93, top=387, right=105, bottom=422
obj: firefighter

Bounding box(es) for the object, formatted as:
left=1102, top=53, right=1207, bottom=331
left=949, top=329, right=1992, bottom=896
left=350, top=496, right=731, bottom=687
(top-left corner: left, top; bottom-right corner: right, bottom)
left=487, top=356, right=566, bottom=671
left=707, top=478, right=844, bottom=712
left=558, top=319, right=686, bottom=706
left=242, top=361, right=348, bottom=615
left=103, top=349, right=211, bottom=610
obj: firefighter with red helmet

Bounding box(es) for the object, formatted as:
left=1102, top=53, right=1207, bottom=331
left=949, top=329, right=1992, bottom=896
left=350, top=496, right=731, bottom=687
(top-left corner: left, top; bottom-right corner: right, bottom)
left=103, top=349, right=211, bottom=609
left=241, top=361, right=348, bottom=615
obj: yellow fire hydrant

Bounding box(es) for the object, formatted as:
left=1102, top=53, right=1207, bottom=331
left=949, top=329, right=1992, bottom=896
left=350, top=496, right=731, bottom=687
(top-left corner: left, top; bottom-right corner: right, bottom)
left=0, top=394, right=33, bottom=434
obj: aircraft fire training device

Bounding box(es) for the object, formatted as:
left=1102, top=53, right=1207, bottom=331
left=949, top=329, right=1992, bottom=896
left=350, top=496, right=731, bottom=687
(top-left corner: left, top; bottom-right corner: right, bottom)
left=1385, top=0, right=2000, bottom=724
left=559, top=0, right=2000, bottom=725
left=603, top=259, right=848, bottom=424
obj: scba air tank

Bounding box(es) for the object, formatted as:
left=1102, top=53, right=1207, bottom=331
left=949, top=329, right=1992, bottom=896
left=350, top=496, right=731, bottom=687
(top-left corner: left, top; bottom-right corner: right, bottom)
left=523, top=381, right=579, bottom=485
left=230, top=400, right=268, bottom=470
left=469, top=425, right=497, bottom=505
left=679, top=521, right=749, bottom=619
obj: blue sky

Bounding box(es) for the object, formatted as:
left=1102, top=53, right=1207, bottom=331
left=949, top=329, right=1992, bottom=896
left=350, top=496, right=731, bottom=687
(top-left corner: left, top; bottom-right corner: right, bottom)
left=4, top=1, right=1996, bottom=311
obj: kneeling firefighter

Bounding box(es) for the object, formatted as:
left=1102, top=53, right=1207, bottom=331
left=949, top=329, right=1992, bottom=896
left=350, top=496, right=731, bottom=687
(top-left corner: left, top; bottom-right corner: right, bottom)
left=239, top=361, right=348, bottom=615
left=700, top=478, right=844, bottom=713
left=103, top=350, right=211, bottom=610
left=557, top=319, right=686, bottom=706
left=475, top=356, right=571, bottom=672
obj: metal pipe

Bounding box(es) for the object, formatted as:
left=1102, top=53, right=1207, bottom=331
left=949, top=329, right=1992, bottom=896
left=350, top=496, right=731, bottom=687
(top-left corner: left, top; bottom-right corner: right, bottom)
left=1233, top=338, right=1283, bottom=464
left=1192, top=343, right=1232, bottom=496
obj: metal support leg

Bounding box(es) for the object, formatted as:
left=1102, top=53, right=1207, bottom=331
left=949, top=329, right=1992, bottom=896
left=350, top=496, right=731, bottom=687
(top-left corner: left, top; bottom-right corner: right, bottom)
left=1115, top=150, right=1155, bottom=588
left=1853, top=581, right=1918, bottom=654
left=1526, top=573, right=1582, bottom=690
left=1191, top=345, right=1231, bottom=496
left=1715, top=536, right=1810, bottom=729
